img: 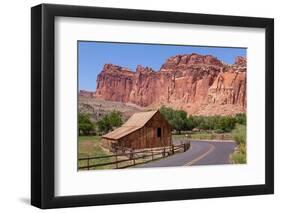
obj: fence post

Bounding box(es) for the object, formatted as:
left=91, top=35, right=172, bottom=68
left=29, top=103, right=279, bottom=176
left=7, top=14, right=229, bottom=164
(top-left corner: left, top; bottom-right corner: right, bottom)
left=87, top=158, right=90, bottom=170
left=181, top=141, right=183, bottom=152
left=133, top=156, right=136, bottom=166
left=130, top=149, right=133, bottom=160
left=151, top=148, right=154, bottom=160
left=172, top=144, right=174, bottom=154
left=115, top=154, right=118, bottom=169
left=131, top=149, right=135, bottom=166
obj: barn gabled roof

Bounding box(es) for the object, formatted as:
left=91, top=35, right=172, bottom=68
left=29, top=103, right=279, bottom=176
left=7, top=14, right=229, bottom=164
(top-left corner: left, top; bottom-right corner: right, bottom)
left=102, top=110, right=158, bottom=140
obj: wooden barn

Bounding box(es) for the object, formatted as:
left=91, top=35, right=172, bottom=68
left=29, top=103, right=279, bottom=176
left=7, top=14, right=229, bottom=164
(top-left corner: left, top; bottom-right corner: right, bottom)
left=102, top=110, right=172, bottom=151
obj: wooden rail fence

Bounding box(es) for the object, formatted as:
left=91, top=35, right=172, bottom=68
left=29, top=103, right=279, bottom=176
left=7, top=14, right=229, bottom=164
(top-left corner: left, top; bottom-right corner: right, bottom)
left=78, top=141, right=190, bottom=170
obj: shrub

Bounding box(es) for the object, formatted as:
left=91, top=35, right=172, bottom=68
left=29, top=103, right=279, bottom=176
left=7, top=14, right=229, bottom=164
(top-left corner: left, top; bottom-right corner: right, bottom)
left=231, top=124, right=246, bottom=164
left=235, top=113, right=247, bottom=125
left=231, top=151, right=246, bottom=164
left=214, top=129, right=224, bottom=134
left=232, top=124, right=246, bottom=145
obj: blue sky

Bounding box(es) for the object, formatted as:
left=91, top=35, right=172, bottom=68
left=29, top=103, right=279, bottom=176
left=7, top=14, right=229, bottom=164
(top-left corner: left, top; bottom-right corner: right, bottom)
left=78, top=41, right=246, bottom=91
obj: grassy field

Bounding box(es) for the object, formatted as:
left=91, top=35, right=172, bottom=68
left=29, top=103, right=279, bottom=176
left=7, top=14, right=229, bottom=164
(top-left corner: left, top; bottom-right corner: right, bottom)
left=172, top=132, right=233, bottom=141
left=230, top=124, right=246, bottom=164
left=78, top=136, right=115, bottom=170
left=78, top=136, right=155, bottom=170
left=78, top=136, right=180, bottom=170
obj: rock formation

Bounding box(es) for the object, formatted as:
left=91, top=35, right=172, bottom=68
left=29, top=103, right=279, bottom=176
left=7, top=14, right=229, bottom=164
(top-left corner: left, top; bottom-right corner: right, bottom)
left=79, top=90, right=96, bottom=98
left=87, top=53, right=246, bottom=116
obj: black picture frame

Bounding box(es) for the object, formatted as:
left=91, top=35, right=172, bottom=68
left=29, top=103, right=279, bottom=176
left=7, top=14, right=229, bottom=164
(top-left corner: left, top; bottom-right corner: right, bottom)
left=31, top=3, right=274, bottom=209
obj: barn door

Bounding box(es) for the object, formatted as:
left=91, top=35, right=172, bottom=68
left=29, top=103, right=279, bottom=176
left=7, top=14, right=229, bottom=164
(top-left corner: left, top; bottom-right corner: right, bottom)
left=156, top=127, right=162, bottom=147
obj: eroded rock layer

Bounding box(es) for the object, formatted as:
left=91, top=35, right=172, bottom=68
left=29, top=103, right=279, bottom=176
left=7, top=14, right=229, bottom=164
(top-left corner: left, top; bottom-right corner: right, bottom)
left=92, top=53, right=246, bottom=115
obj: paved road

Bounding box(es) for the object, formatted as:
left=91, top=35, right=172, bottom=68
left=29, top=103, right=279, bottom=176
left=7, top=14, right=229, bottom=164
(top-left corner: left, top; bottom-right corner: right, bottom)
left=138, top=140, right=236, bottom=168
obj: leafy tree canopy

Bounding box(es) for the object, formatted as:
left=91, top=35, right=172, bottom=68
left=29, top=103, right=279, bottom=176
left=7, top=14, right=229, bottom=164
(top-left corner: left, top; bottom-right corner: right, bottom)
left=159, top=106, right=246, bottom=134
left=78, top=113, right=95, bottom=135
left=97, top=110, right=123, bottom=134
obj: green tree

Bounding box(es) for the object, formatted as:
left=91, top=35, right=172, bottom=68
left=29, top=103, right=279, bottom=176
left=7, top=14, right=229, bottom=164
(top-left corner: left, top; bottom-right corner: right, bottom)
left=97, top=116, right=110, bottom=133
left=97, top=110, right=123, bottom=134
left=171, top=111, right=187, bottom=134
left=159, top=106, right=245, bottom=134
left=108, top=110, right=123, bottom=127
left=235, top=113, right=247, bottom=125
left=159, top=106, right=174, bottom=121
left=78, top=113, right=95, bottom=135
left=160, top=106, right=190, bottom=134
left=217, top=116, right=236, bottom=132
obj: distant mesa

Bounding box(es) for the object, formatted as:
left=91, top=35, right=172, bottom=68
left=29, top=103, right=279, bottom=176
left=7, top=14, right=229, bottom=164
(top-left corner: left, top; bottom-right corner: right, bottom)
left=79, top=90, right=95, bottom=98
left=80, top=53, right=247, bottom=116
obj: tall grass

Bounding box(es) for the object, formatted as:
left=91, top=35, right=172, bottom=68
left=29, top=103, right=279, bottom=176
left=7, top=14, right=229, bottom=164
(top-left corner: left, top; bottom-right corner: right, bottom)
left=231, top=124, right=246, bottom=164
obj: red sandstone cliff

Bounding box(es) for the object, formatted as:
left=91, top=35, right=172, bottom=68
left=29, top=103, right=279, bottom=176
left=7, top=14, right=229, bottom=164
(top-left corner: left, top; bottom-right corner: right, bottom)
left=91, top=53, right=246, bottom=116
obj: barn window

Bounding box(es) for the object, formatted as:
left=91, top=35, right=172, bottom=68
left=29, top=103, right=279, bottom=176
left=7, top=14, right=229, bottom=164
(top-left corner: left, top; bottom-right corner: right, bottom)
left=157, top=128, right=161, bottom=138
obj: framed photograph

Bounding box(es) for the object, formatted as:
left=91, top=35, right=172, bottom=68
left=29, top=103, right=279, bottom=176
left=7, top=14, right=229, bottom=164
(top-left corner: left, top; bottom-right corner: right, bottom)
left=31, top=3, right=274, bottom=209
